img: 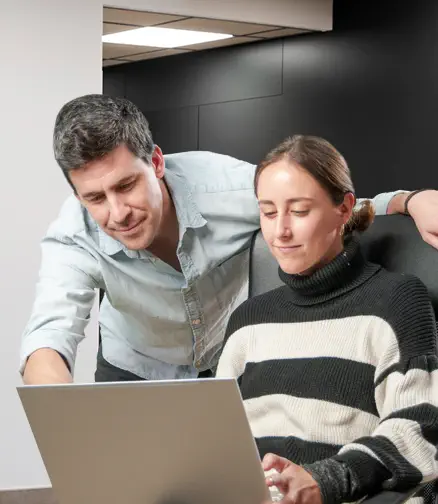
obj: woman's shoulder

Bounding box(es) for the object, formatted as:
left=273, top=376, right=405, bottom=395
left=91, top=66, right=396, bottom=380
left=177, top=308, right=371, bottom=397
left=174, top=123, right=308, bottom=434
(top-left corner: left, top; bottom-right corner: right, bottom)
left=370, top=264, right=430, bottom=304
left=365, top=264, right=433, bottom=322
left=368, top=265, right=436, bottom=346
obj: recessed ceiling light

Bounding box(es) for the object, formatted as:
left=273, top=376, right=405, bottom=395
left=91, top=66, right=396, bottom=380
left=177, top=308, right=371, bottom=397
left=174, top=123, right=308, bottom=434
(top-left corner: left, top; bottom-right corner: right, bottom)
left=102, top=26, right=233, bottom=48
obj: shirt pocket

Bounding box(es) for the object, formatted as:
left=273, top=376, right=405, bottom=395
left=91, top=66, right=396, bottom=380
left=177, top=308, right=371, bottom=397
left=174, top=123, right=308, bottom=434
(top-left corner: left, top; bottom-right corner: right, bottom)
left=206, top=249, right=250, bottom=311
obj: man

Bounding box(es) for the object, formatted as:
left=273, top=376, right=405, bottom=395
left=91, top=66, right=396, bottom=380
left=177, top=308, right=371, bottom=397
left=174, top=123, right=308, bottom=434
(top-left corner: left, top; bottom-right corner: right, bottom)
left=20, top=94, right=438, bottom=384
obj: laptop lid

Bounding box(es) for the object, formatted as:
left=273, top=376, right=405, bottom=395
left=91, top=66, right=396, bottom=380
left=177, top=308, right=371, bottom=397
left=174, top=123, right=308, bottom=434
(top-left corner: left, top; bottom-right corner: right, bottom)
left=17, top=378, right=269, bottom=504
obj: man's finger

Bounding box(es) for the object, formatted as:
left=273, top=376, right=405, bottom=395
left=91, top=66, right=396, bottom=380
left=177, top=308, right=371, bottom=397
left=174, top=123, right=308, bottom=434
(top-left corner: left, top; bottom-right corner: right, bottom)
left=424, top=232, right=438, bottom=250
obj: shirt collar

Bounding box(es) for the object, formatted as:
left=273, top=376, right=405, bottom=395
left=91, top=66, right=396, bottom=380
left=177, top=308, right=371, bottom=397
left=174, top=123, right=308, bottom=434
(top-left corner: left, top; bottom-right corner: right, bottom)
left=164, top=167, right=206, bottom=231
left=97, top=166, right=206, bottom=257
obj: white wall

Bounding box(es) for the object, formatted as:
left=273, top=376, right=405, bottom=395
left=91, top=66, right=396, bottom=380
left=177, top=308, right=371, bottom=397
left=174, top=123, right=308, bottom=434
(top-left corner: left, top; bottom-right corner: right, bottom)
left=0, top=0, right=102, bottom=489
left=1, top=0, right=332, bottom=490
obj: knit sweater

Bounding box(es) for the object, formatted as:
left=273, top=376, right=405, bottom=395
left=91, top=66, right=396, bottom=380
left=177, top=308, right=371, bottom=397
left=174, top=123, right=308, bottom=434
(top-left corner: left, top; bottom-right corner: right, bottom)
left=216, top=236, right=438, bottom=504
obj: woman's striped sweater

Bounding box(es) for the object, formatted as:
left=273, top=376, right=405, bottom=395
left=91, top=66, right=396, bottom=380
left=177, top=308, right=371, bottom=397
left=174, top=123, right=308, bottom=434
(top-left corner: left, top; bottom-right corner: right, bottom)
left=216, top=236, right=438, bottom=504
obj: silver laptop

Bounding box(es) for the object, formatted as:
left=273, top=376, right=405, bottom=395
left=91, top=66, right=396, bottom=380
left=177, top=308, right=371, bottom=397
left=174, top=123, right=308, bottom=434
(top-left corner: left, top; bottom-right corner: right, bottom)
left=17, top=378, right=270, bottom=504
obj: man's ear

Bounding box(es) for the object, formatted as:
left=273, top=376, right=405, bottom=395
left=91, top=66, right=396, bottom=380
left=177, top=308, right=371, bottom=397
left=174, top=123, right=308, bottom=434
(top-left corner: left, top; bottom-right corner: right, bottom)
left=151, top=145, right=165, bottom=179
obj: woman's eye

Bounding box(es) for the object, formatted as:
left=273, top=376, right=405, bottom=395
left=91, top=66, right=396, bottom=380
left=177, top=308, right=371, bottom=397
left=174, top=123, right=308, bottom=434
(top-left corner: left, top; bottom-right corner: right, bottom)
left=292, top=210, right=309, bottom=216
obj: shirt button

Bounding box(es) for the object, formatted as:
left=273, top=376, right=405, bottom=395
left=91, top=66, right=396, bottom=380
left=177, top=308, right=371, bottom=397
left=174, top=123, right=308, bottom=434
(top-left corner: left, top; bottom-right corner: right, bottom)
left=192, top=319, right=201, bottom=325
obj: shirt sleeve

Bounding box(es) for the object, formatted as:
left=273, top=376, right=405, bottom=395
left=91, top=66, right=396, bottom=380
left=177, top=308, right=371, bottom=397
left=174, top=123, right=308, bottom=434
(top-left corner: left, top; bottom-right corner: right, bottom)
left=222, top=156, right=260, bottom=231
left=356, top=190, right=408, bottom=215
left=307, top=275, right=438, bottom=504
left=20, top=233, right=101, bottom=375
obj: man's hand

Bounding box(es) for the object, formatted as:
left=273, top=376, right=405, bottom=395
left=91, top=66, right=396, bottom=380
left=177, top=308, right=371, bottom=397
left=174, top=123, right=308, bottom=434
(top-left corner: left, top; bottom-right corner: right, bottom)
left=261, top=453, right=323, bottom=504
left=388, top=190, right=438, bottom=249
left=406, top=190, right=438, bottom=249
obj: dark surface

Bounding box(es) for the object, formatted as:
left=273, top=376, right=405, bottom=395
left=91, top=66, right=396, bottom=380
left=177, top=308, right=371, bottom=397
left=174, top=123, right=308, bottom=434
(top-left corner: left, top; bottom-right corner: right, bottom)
left=104, top=0, right=438, bottom=194
left=198, top=95, right=285, bottom=164
left=102, top=66, right=125, bottom=98
left=123, top=39, right=283, bottom=112
left=146, top=106, right=199, bottom=153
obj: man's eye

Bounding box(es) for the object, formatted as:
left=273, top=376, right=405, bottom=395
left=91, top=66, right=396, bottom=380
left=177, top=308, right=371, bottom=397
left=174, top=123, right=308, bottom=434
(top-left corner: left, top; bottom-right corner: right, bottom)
left=89, top=196, right=104, bottom=204
left=263, top=212, right=277, bottom=218
left=119, top=181, right=135, bottom=191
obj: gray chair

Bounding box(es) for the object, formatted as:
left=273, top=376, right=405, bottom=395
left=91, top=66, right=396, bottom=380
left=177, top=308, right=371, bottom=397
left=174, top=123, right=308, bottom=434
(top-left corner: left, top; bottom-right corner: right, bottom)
left=248, top=214, right=438, bottom=504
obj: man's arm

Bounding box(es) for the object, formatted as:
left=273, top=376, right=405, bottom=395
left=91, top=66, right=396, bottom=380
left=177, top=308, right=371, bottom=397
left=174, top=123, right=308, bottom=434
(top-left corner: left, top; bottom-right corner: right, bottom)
left=23, top=348, right=73, bottom=384
left=359, top=189, right=438, bottom=249
left=385, top=192, right=409, bottom=215
left=356, top=190, right=408, bottom=216
left=21, top=235, right=100, bottom=384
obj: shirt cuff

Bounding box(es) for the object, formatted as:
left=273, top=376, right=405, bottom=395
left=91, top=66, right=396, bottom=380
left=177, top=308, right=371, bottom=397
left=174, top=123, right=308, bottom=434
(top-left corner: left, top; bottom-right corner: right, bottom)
left=368, top=190, right=408, bottom=216
left=19, top=331, right=78, bottom=375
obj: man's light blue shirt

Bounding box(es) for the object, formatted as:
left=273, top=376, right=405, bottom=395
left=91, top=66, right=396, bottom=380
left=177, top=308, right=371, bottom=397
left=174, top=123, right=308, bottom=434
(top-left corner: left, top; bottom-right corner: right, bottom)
left=20, top=151, right=403, bottom=379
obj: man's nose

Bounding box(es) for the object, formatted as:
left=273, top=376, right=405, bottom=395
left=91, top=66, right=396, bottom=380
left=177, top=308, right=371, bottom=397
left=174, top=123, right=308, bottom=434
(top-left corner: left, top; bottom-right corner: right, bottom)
left=109, top=197, right=130, bottom=224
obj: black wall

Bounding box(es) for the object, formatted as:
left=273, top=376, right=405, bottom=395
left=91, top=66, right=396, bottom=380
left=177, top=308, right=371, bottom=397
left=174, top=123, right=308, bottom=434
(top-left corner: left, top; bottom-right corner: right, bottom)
left=103, top=0, right=438, bottom=197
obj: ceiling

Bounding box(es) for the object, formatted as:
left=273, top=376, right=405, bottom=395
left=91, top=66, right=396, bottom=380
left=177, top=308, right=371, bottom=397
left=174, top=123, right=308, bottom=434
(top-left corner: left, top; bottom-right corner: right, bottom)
left=102, top=7, right=311, bottom=67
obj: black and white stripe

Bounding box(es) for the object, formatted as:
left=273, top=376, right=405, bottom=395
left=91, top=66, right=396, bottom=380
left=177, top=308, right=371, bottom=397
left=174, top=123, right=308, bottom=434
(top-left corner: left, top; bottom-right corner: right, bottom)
left=216, top=237, right=438, bottom=504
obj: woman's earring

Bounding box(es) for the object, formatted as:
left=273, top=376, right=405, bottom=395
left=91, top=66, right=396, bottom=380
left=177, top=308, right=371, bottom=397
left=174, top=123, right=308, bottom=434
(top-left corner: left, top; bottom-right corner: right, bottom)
left=340, top=224, right=345, bottom=236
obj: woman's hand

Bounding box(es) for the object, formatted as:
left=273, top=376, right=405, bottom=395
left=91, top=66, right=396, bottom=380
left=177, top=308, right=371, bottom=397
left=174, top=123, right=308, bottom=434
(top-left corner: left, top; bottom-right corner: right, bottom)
left=262, top=453, right=323, bottom=504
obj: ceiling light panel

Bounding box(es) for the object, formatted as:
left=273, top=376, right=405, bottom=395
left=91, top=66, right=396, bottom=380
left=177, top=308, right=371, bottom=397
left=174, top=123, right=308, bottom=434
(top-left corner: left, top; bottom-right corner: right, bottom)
left=102, top=26, right=233, bottom=49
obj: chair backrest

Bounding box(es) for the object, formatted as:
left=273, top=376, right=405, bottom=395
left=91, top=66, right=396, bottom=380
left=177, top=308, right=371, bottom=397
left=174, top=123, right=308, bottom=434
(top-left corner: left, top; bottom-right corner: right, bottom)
left=249, top=214, right=438, bottom=318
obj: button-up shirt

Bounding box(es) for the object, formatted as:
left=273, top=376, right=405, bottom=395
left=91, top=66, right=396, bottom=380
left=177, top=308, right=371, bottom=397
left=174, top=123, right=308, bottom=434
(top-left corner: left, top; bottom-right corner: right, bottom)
left=20, top=151, right=402, bottom=380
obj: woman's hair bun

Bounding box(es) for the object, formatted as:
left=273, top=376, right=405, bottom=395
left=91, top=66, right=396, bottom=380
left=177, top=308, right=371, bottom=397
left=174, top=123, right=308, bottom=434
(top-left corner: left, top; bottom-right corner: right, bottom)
left=345, top=199, right=375, bottom=235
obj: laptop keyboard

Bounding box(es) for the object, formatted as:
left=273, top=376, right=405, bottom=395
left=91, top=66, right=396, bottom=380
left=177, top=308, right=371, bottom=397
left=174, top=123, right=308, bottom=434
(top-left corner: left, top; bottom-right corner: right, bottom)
left=265, top=469, right=283, bottom=502
left=270, top=488, right=283, bottom=502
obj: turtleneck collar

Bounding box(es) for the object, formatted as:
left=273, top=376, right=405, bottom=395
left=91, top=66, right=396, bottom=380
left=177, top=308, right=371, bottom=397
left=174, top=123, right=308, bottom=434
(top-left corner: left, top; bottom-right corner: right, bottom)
left=278, top=235, right=381, bottom=306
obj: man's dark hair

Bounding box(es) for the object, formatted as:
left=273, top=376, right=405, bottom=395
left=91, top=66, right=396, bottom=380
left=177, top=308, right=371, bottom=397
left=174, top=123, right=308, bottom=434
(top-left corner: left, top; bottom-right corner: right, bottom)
left=53, top=94, right=154, bottom=188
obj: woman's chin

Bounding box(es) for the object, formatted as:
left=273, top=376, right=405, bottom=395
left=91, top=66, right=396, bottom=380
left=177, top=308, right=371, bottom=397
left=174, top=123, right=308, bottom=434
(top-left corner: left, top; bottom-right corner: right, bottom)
left=278, top=258, right=313, bottom=276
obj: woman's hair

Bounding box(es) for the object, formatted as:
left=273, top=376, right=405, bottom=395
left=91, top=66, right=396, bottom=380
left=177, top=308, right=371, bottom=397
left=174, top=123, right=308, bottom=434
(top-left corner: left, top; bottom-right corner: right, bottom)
left=254, top=135, right=375, bottom=234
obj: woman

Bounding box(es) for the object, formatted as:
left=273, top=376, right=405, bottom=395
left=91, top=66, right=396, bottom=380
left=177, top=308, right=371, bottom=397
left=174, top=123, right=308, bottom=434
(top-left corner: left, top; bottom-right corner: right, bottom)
left=216, top=135, right=438, bottom=504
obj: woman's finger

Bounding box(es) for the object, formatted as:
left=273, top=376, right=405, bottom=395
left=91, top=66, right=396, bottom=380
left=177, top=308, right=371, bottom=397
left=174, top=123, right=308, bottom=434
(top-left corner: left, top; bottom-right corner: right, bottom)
left=266, top=472, right=290, bottom=494
left=262, top=453, right=291, bottom=472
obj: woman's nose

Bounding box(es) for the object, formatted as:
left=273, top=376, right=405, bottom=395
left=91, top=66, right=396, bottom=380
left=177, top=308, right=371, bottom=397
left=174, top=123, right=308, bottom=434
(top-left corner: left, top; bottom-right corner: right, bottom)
left=276, top=217, right=292, bottom=239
